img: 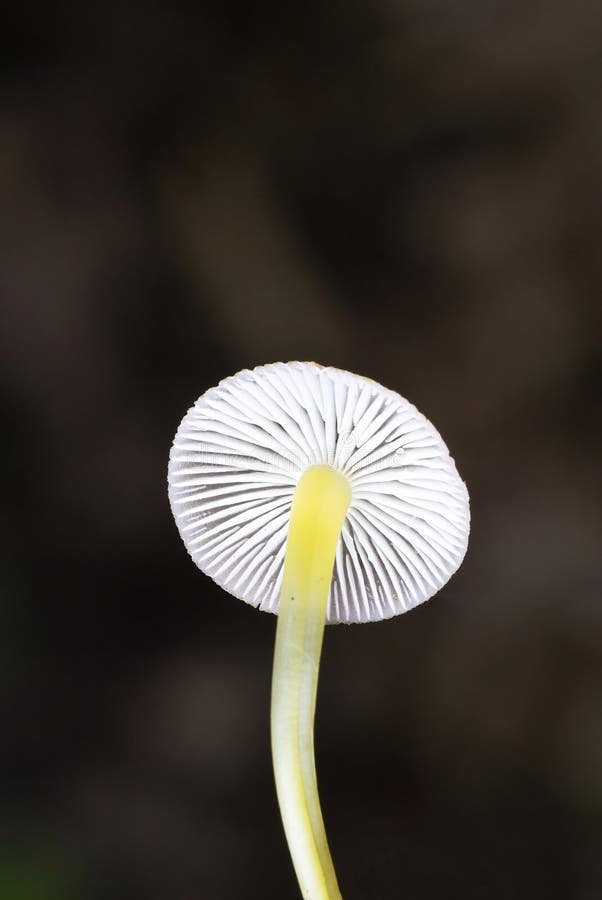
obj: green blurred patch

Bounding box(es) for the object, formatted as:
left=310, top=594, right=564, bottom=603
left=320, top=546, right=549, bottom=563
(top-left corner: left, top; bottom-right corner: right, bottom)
left=0, top=843, right=84, bottom=900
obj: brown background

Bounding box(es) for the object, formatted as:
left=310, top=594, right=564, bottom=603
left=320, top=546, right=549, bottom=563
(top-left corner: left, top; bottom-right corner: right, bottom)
left=1, top=1, right=601, bottom=898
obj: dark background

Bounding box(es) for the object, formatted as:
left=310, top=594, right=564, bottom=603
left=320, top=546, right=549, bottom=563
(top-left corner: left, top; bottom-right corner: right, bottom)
left=1, top=1, right=601, bottom=898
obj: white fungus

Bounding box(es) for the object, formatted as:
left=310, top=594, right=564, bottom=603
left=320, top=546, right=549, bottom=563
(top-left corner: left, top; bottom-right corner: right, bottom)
left=168, top=362, right=470, bottom=623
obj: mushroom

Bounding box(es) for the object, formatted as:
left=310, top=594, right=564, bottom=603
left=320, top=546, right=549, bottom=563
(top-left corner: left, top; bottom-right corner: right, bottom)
left=168, top=362, right=470, bottom=899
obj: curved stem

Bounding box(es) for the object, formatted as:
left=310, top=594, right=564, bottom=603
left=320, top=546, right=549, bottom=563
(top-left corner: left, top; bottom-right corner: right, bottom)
left=271, top=465, right=351, bottom=899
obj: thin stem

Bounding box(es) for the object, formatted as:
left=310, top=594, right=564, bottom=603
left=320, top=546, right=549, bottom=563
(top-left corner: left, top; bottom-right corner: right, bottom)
left=271, top=465, right=351, bottom=899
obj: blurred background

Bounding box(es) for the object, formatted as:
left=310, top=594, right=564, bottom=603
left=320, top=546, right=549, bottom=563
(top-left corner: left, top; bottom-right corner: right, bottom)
left=1, top=1, right=601, bottom=897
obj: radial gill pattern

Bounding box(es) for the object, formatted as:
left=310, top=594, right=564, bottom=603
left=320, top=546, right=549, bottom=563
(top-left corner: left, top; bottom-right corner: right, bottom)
left=168, top=362, right=470, bottom=623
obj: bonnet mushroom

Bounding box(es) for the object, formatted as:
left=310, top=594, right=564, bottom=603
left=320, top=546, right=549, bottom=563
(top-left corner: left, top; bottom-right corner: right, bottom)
left=168, top=362, right=470, bottom=899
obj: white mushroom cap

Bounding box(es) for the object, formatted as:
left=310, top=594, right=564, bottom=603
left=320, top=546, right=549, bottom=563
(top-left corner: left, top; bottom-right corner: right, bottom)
left=168, top=362, right=470, bottom=624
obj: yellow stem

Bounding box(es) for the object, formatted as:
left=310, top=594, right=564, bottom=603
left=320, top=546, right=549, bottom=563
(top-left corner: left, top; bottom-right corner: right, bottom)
left=271, top=465, right=351, bottom=899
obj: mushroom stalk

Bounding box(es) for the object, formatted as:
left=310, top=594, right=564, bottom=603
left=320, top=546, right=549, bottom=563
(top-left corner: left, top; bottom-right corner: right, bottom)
left=271, top=465, right=351, bottom=900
